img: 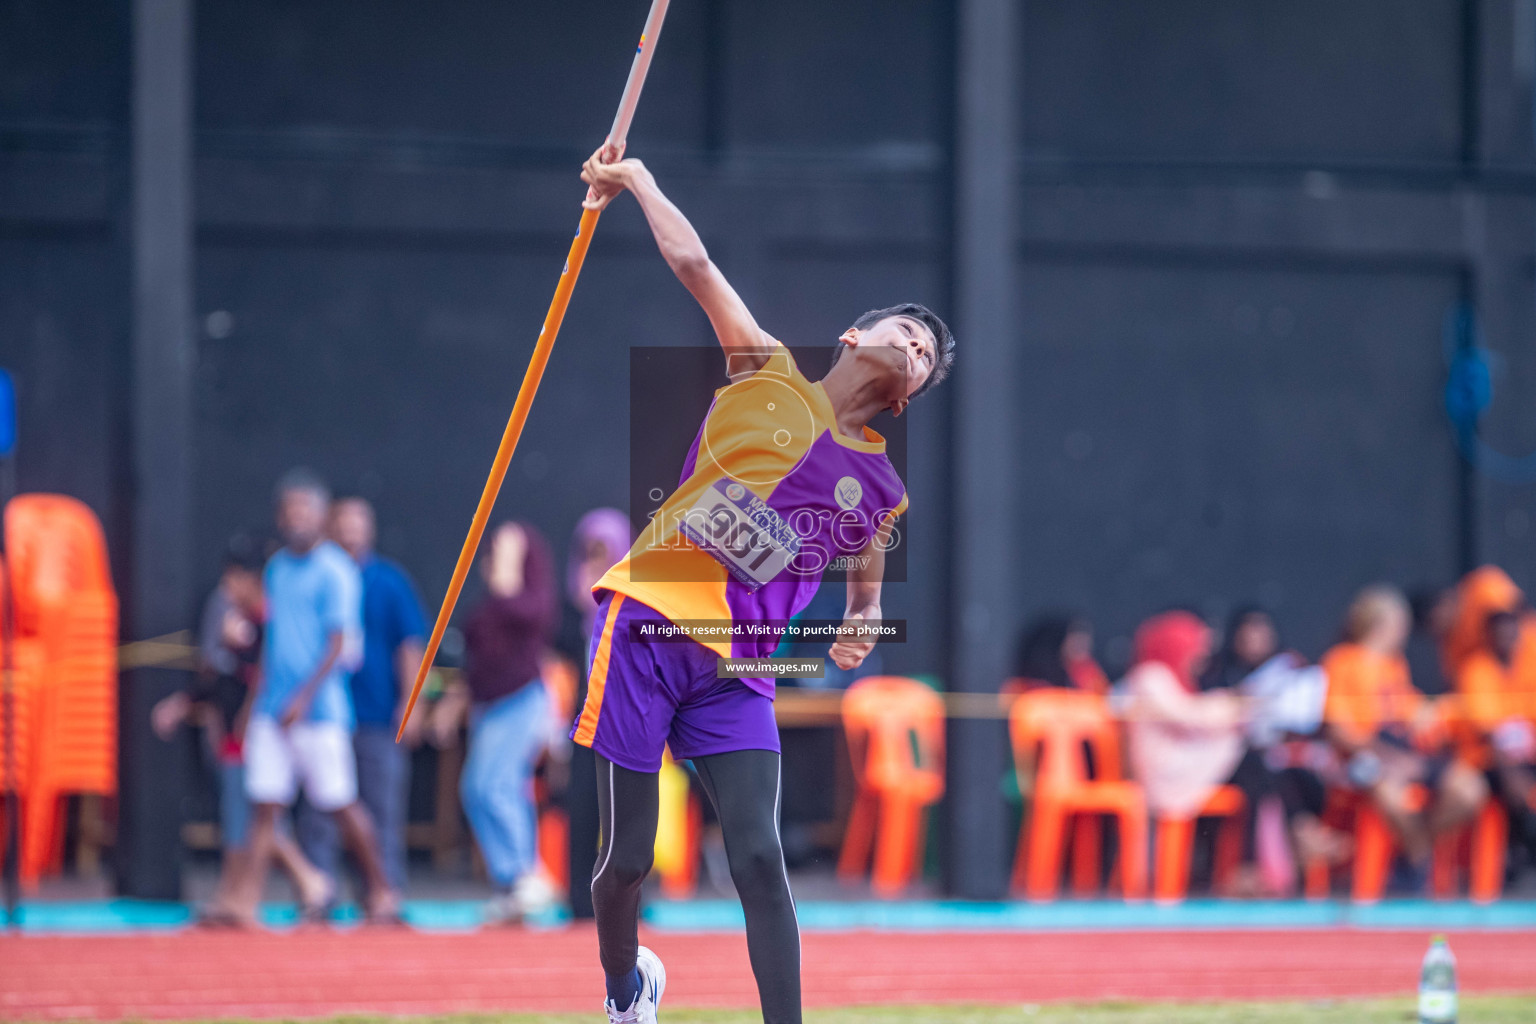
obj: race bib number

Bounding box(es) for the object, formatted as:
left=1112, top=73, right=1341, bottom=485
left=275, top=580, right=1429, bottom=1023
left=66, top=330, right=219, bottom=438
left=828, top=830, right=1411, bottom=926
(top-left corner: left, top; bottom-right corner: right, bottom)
left=679, top=480, right=801, bottom=590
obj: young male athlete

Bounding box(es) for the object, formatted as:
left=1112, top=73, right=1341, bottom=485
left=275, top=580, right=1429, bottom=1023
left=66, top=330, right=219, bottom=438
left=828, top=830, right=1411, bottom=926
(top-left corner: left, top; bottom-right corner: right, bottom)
left=572, top=145, right=955, bottom=1024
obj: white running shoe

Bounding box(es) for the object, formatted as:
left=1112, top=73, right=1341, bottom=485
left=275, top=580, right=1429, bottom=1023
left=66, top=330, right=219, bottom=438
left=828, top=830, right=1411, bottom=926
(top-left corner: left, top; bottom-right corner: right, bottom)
left=604, top=945, right=666, bottom=1023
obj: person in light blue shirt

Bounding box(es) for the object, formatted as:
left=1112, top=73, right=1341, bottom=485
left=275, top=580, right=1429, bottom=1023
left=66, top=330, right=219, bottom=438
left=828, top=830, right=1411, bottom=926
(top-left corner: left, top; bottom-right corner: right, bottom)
left=241, top=468, right=401, bottom=923
left=256, top=541, right=360, bottom=728
left=296, top=497, right=426, bottom=891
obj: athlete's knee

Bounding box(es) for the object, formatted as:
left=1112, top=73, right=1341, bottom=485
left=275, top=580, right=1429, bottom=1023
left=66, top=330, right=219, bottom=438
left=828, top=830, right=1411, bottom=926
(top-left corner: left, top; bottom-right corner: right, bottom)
left=726, top=828, right=787, bottom=899
left=596, top=839, right=653, bottom=892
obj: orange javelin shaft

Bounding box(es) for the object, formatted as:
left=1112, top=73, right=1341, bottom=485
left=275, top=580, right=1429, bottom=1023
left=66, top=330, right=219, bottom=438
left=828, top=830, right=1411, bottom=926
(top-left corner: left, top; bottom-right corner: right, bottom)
left=398, top=209, right=600, bottom=739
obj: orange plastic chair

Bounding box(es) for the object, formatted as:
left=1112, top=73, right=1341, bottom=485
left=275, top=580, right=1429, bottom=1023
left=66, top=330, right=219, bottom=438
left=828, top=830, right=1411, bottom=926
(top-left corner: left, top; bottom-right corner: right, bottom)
left=1303, top=787, right=1362, bottom=899
left=4, top=494, right=119, bottom=888
left=837, top=676, right=946, bottom=896
left=1001, top=681, right=1104, bottom=895
left=1301, top=785, right=1500, bottom=903
left=0, top=554, right=37, bottom=782
left=1304, top=786, right=1408, bottom=901
left=1009, top=690, right=1148, bottom=901
left=1428, top=799, right=1507, bottom=904
left=1349, top=785, right=1427, bottom=904
left=1153, top=785, right=1247, bottom=904
left=0, top=617, right=43, bottom=799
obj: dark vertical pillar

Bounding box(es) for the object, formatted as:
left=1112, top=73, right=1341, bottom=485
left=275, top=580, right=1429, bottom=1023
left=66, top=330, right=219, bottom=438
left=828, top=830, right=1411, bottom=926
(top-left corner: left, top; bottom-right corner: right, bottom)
left=945, top=0, right=1017, bottom=900
left=1455, top=0, right=1483, bottom=576
left=119, top=0, right=193, bottom=900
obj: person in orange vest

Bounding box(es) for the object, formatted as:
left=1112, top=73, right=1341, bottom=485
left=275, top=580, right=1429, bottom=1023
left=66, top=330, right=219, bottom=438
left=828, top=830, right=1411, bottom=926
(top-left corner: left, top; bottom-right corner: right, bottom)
left=1455, top=609, right=1536, bottom=863
left=1441, top=567, right=1524, bottom=683
left=1321, top=585, right=1487, bottom=869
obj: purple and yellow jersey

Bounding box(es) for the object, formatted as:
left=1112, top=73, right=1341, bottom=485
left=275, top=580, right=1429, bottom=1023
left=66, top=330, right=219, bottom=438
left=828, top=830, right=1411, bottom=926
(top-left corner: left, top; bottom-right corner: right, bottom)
left=594, top=344, right=907, bottom=696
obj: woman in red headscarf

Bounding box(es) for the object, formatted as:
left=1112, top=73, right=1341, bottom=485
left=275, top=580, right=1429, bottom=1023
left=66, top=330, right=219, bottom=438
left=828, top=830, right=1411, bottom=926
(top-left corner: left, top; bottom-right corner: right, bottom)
left=1126, top=610, right=1333, bottom=894
left=1124, top=611, right=1247, bottom=820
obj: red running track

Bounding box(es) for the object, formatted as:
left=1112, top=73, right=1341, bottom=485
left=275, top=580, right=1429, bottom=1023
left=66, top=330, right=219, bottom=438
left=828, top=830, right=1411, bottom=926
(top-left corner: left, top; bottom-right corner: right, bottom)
left=2, top=926, right=1534, bottom=1020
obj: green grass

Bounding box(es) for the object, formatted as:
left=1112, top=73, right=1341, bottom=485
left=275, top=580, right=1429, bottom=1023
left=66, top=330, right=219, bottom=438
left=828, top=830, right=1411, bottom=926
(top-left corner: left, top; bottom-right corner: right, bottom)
left=278, top=998, right=1536, bottom=1024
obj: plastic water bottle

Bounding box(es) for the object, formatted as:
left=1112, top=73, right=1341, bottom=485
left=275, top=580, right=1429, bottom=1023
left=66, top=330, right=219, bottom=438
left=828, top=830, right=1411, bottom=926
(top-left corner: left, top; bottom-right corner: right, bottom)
left=1417, top=934, right=1457, bottom=1024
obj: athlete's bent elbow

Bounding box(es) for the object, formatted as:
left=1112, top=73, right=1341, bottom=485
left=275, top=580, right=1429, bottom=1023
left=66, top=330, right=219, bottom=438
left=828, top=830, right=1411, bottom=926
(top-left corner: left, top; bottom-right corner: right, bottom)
left=669, top=252, right=712, bottom=286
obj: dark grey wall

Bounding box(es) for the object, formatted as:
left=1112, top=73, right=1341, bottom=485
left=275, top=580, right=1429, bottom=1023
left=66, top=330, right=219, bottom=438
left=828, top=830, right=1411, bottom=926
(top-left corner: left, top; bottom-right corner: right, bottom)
left=4, top=0, right=1536, bottom=679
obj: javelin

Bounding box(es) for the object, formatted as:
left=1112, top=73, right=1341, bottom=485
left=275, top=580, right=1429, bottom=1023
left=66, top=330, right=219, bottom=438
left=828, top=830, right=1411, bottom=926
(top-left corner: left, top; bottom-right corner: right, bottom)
left=398, top=0, right=672, bottom=741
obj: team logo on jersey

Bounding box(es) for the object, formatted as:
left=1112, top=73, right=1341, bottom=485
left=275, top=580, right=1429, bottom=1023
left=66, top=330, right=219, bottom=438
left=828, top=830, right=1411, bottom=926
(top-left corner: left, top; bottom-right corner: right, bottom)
left=834, top=476, right=863, bottom=511
left=725, top=482, right=746, bottom=501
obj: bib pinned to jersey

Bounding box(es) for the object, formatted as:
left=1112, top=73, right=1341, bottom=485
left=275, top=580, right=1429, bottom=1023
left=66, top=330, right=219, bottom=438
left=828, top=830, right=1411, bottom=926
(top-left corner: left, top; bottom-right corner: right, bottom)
left=678, top=478, right=802, bottom=590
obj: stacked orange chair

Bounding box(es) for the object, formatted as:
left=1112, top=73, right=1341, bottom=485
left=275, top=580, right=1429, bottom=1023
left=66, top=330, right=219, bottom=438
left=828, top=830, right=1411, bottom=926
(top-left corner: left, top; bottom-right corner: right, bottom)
left=3, top=494, right=118, bottom=888
left=0, top=592, right=43, bottom=845
left=837, top=676, right=946, bottom=896
left=1009, top=689, right=1148, bottom=901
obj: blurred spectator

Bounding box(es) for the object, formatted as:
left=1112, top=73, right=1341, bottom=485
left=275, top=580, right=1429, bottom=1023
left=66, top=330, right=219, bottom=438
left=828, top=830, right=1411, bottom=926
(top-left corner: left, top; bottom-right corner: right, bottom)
left=557, top=508, right=633, bottom=919
left=1200, top=606, right=1277, bottom=692
left=1321, top=585, right=1487, bottom=869
left=1012, top=614, right=1108, bottom=693
left=1455, top=607, right=1536, bottom=867
left=433, top=521, right=559, bottom=922
left=152, top=535, right=329, bottom=926
left=1442, top=567, right=1522, bottom=683
left=1124, top=610, right=1321, bottom=895
left=297, top=498, right=426, bottom=893
left=564, top=509, right=636, bottom=640
left=1444, top=566, right=1536, bottom=719
left=1199, top=606, right=1347, bottom=888
left=1122, top=612, right=1242, bottom=819
left=242, top=469, right=400, bottom=923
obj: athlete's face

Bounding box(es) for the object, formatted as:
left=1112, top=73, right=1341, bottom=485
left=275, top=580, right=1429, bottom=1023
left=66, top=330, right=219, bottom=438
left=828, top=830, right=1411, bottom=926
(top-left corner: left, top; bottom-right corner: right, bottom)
left=838, top=315, right=938, bottom=411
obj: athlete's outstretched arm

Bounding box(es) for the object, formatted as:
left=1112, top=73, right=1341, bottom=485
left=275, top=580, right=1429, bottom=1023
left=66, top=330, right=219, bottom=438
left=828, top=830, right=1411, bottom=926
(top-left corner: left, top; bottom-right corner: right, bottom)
left=582, top=145, right=777, bottom=374
left=829, top=518, right=894, bottom=671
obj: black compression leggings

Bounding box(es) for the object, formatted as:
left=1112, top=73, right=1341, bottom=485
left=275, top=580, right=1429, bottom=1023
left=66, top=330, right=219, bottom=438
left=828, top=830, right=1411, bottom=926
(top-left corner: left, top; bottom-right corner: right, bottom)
left=592, top=750, right=802, bottom=1024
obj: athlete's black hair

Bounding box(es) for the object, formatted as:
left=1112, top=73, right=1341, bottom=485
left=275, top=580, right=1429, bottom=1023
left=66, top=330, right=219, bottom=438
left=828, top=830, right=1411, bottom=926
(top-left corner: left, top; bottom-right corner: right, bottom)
left=828, top=303, right=955, bottom=399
